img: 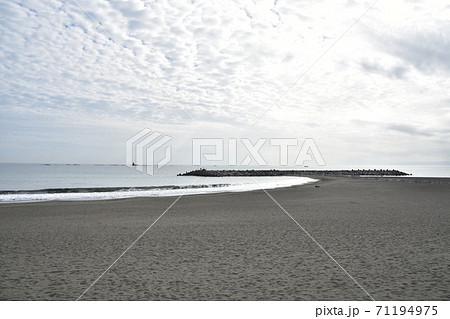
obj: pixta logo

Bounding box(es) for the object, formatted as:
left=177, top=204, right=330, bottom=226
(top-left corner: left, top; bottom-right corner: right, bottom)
left=192, top=138, right=325, bottom=166
left=126, top=128, right=172, bottom=175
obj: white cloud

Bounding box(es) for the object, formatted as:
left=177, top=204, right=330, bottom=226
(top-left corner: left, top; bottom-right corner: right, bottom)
left=0, top=0, right=449, bottom=164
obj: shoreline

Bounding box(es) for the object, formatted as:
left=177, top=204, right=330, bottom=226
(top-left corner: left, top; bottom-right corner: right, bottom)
left=0, top=176, right=318, bottom=204
left=1, top=176, right=449, bottom=205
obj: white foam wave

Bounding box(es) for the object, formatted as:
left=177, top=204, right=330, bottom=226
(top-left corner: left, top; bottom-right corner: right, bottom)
left=0, top=177, right=317, bottom=203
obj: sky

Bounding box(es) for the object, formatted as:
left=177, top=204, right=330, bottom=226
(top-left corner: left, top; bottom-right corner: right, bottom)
left=0, top=0, right=449, bottom=165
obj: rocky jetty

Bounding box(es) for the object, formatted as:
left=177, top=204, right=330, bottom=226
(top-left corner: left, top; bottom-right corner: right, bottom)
left=178, top=168, right=410, bottom=177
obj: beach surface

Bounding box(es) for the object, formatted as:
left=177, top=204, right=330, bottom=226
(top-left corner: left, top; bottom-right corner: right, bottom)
left=0, top=177, right=449, bottom=300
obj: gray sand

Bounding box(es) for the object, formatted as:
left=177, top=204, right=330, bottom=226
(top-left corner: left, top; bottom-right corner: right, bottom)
left=0, top=177, right=449, bottom=300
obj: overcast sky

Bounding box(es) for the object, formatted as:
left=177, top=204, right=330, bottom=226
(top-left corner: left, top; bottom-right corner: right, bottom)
left=1, top=0, right=449, bottom=165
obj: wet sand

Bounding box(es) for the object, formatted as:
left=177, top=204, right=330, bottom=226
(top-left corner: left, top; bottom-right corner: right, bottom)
left=0, top=177, right=449, bottom=300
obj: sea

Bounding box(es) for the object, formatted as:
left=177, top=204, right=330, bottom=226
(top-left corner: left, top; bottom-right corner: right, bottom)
left=0, top=163, right=448, bottom=203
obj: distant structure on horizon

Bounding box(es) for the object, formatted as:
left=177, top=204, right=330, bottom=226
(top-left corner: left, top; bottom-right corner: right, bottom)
left=178, top=169, right=411, bottom=177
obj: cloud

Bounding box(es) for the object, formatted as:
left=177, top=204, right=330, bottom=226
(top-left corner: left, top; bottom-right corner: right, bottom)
left=366, top=1, right=450, bottom=75
left=360, top=60, right=409, bottom=79
left=383, top=31, right=450, bottom=74
left=0, top=0, right=449, bottom=164
left=385, top=123, right=433, bottom=137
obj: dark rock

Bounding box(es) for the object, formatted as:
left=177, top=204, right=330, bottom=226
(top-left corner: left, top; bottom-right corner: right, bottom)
left=177, top=169, right=410, bottom=177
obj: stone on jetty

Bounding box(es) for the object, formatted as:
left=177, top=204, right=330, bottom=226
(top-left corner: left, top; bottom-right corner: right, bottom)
left=177, top=169, right=410, bottom=177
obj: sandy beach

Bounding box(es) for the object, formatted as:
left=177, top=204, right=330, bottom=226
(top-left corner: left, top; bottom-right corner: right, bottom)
left=0, top=177, right=449, bottom=300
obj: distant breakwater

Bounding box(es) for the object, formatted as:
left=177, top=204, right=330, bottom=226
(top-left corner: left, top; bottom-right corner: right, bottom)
left=178, top=169, right=411, bottom=177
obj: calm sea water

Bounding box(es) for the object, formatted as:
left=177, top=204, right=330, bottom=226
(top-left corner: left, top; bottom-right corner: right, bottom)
left=0, top=163, right=448, bottom=202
